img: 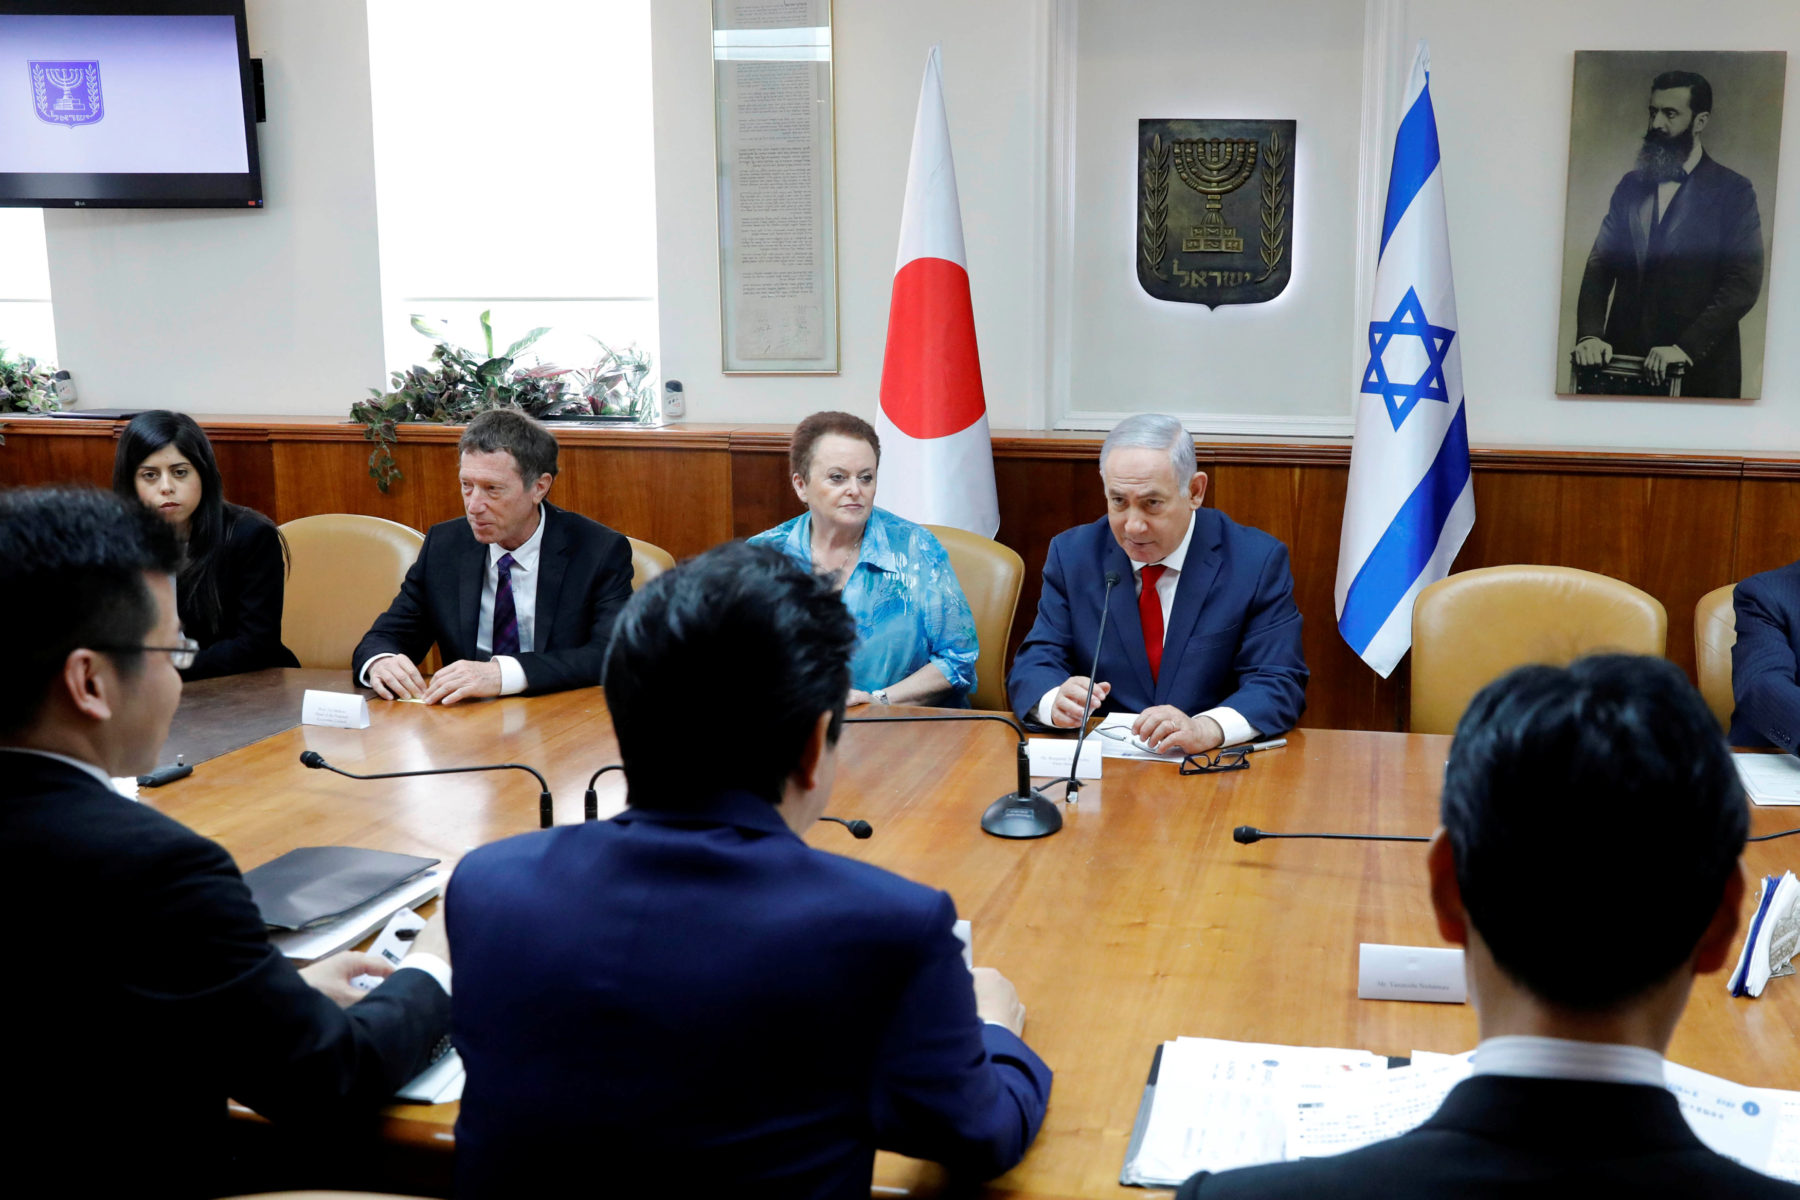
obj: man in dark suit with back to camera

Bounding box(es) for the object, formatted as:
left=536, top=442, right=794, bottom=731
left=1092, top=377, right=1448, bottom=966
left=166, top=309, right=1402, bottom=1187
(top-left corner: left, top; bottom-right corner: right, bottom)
left=0, top=488, right=452, bottom=1199
left=448, top=541, right=1052, bottom=1198
left=354, top=407, right=633, bottom=703
left=1007, top=412, right=1306, bottom=754
left=1180, top=655, right=1799, bottom=1198
left=1574, top=69, right=1764, bottom=397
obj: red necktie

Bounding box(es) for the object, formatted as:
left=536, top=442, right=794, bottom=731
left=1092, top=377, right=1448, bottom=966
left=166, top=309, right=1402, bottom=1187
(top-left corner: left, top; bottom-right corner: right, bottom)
left=1139, top=564, right=1167, bottom=682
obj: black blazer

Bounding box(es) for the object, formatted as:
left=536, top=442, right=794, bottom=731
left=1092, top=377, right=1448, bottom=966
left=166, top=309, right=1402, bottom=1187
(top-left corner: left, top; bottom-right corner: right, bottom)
left=0, top=752, right=450, bottom=1198
left=182, top=506, right=301, bottom=682
left=1576, top=152, right=1763, bottom=398
left=352, top=501, right=634, bottom=695
left=1178, top=1075, right=1800, bottom=1198
left=1730, top=560, right=1800, bottom=751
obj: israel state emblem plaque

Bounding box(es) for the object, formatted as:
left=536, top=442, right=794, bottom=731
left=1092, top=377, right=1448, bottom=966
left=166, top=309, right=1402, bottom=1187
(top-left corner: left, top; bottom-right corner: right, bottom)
left=1138, top=118, right=1294, bottom=308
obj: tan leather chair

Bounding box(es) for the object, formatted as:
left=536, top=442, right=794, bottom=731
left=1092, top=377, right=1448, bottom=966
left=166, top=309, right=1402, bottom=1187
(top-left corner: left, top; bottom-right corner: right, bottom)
left=628, top=537, right=675, bottom=591
left=926, top=524, right=1025, bottom=712
left=278, top=514, right=425, bottom=670
left=1410, top=565, right=1667, bottom=735
left=1695, top=583, right=1739, bottom=732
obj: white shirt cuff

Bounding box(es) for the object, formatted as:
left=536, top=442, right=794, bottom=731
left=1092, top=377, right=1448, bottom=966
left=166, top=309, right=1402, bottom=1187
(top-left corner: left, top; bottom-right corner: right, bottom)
left=395, top=951, right=452, bottom=997
left=359, top=651, right=396, bottom=687
left=1036, top=686, right=1061, bottom=726
left=496, top=655, right=526, bottom=696
left=1199, top=706, right=1257, bottom=747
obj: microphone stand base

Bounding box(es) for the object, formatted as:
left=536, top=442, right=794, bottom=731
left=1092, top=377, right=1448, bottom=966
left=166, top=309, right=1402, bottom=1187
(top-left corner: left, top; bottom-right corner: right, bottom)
left=981, top=790, right=1063, bottom=839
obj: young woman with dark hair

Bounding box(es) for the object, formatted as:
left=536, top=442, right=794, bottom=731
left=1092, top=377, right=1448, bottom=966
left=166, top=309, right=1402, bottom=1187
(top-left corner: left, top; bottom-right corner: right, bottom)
left=112, top=410, right=299, bottom=680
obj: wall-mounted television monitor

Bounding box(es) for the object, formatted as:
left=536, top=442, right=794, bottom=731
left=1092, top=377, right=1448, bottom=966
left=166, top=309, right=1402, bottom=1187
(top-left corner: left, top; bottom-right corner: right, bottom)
left=0, top=0, right=261, bottom=208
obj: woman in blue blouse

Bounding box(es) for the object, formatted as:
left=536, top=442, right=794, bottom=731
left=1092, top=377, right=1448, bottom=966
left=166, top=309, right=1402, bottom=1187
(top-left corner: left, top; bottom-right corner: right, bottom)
left=749, top=411, right=979, bottom=706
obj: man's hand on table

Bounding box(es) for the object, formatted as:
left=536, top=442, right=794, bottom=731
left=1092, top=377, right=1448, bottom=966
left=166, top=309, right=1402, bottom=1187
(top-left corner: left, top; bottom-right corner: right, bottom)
left=421, top=660, right=504, bottom=706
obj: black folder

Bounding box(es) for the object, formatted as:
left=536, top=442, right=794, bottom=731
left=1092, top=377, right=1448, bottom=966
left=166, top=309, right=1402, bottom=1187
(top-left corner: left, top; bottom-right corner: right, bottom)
left=244, top=846, right=440, bottom=931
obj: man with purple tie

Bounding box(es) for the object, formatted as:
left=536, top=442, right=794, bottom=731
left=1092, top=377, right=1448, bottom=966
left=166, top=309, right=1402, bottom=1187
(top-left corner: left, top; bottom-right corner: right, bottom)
left=354, top=409, right=633, bottom=704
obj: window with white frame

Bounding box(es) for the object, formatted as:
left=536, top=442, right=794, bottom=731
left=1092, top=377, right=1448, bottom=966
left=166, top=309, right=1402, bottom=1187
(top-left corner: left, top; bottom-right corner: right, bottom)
left=0, top=208, right=57, bottom=367
left=366, top=0, right=658, bottom=385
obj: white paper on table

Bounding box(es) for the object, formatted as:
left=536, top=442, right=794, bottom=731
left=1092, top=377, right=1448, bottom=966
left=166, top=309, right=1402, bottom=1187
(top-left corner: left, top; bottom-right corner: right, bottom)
left=1290, top=1052, right=1471, bottom=1157
left=302, top=688, right=371, bottom=730
left=396, top=1048, right=465, bottom=1104
left=267, top=871, right=441, bottom=961
left=1735, top=754, right=1800, bottom=806
left=1759, top=1093, right=1800, bottom=1182
left=1665, top=1060, right=1783, bottom=1170
left=1026, top=737, right=1101, bottom=779
left=111, top=776, right=140, bottom=801
left=1124, top=1037, right=1386, bottom=1185
left=1093, top=712, right=1187, bottom=762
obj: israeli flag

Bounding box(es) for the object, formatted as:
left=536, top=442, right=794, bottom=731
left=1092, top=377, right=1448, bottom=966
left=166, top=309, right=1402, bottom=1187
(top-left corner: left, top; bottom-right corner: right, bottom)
left=1335, top=41, right=1475, bottom=678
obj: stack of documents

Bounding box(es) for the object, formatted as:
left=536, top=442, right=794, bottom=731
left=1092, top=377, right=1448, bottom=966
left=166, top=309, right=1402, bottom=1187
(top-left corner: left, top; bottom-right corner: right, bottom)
left=1735, top=754, right=1800, bottom=806
left=1121, top=1036, right=1800, bottom=1187
left=1731, top=871, right=1800, bottom=998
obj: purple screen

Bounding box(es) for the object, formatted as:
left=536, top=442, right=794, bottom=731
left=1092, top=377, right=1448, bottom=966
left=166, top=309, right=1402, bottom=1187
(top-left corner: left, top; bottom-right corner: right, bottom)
left=0, top=14, right=248, bottom=174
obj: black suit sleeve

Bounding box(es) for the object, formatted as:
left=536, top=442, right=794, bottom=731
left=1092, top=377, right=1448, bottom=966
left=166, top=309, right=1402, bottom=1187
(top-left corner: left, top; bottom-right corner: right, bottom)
left=352, top=532, right=439, bottom=680
left=1677, top=177, right=1763, bottom=363
left=126, top=829, right=449, bottom=1124
left=184, top=515, right=299, bottom=682
left=517, top=529, right=633, bottom=695
left=1576, top=179, right=1632, bottom=342
left=1732, top=579, right=1800, bottom=754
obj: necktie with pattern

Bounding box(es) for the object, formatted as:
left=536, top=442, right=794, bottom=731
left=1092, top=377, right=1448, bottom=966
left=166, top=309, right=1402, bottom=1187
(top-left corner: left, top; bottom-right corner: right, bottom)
left=492, top=552, right=520, bottom=658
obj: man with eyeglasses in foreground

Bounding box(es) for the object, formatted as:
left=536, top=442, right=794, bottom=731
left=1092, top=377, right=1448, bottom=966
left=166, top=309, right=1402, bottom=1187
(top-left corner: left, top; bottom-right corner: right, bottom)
left=0, top=489, right=453, bottom=1199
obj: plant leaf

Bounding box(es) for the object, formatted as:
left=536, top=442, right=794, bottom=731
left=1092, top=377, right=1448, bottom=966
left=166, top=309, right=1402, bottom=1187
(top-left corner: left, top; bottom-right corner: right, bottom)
left=503, top=326, right=552, bottom=360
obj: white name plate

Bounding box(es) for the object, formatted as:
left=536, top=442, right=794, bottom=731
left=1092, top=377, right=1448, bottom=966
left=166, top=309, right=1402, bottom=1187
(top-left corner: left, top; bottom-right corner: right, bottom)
left=1026, top=737, right=1101, bottom=779
left=302, top=689, right=371, bottom=730
left=1357, top=943, right=1467, bottom=1004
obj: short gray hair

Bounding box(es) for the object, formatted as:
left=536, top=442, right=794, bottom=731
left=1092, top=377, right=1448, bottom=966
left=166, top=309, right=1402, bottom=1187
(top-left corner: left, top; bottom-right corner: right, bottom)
left=1099, top=413, right=1196, bottom=481
left=459, top=408, right=559, bottom=483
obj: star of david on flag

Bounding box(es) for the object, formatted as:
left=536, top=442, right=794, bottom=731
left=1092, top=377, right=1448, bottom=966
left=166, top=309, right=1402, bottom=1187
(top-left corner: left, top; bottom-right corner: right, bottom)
left=1334, top=41, right=1475, bottom=678
left=1362, top=287, right=1456, bottom=431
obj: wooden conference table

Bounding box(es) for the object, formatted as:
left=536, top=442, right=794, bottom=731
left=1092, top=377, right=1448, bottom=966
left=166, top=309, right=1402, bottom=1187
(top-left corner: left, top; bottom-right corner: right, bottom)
left=151, top=670, right=1800, bottom=1199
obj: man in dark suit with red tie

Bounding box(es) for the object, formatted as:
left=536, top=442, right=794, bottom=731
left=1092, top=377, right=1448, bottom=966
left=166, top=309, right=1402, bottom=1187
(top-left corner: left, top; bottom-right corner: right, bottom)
left=353, top=408, right=634, bottom=703
left=1574, top=70, right=1764, bottom=398
left=1007, top=413, right=1307, bottom=754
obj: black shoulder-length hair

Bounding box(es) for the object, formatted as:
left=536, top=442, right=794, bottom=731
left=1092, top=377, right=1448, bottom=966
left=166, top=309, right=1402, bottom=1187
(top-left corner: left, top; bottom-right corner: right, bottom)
left=111, top=410, right=286, bottom=643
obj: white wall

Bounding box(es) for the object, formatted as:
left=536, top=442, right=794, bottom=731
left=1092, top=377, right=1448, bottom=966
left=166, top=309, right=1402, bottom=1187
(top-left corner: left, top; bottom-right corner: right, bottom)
left=1410, top=0, right=1800, bottom=449
left=650, top=0, right=1050, bottom=428
left=44, top=0, right=384, bottom=415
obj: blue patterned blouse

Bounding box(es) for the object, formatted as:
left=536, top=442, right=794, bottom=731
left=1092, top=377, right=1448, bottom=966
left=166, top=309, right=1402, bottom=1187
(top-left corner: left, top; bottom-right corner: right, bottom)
left=748, top=506, right=979, bottom=700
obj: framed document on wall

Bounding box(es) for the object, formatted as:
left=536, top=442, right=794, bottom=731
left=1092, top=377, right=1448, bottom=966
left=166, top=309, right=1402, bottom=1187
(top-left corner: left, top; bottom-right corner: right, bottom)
left=712, top=0, right=839, bottom=374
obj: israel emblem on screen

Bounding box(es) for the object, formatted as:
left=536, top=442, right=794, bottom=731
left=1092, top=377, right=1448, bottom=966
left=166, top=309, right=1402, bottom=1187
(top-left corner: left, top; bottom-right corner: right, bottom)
left=1138, top=118, right=1295, bottom=308
left=29, top=60, right=104, bottom=128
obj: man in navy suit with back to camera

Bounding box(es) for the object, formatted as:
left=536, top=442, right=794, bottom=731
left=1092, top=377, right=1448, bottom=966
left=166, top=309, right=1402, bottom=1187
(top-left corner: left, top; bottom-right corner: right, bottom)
left=447, top=540, right=1052, bottom=1198
left=1728, top=560, right=1800, bottom=751
left=1008, top=412, right=1306, bottom=753
left=1181, top=655, right=1799, bottom=1198
left=353, top=407, right=633, bottom=703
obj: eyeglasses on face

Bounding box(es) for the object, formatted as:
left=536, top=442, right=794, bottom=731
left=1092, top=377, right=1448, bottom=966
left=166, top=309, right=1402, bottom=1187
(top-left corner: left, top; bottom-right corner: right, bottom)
left=91, top=636, right=200, bottom=671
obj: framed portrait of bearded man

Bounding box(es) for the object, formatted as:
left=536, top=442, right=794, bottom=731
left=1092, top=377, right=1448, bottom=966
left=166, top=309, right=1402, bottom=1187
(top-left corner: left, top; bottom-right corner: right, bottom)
left=1557, top=50, right=1785, bottom=399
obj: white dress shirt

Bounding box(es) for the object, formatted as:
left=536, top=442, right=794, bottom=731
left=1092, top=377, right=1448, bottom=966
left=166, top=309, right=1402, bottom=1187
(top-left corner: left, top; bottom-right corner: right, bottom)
left=1471, top=1035, right=1665, bottom=1088
left=0, top=747, right=452, bottom=994
left=360, top=504, right=548, bottom=697
left=1037, top=513, right=1256, bottom=745
left=1656, top=140, right=1706, bottom=225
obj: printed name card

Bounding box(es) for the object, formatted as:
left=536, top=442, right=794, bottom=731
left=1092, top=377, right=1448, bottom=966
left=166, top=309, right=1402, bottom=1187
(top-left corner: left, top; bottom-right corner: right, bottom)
left=1026, top=737, right=1102, bottom=779
left=1357, top=943, right=1467, bottom=1004
left=302, top=689, right=371, bottom=730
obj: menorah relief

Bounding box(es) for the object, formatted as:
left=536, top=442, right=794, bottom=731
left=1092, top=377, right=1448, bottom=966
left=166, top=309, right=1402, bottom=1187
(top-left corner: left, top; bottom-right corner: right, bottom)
left=29, top=60, right=105, bottom=129
left=1170, top=137, right=1258, bottom=254
left=1138, top=119, right=1294, bottom=309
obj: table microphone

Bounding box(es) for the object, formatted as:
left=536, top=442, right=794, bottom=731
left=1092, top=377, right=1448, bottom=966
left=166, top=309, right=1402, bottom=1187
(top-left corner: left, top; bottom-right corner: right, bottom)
left=584, top=763, right=623, bottom=821
left=299, top=749, right=556, bottom=829
left=1059, top=569, right=1121, bottom=797
left=819, top=815, right=873, bottom=838
left=844, top=712, right=1062, bottom=839
left=1233, top=824, right=1430, bottom=845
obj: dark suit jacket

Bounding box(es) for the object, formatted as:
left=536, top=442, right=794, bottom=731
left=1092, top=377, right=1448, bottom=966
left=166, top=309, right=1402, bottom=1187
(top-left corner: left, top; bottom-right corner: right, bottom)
left=182, top=505, right=300, bottom=682
left=1007, top=509, right=1307, bottom=734
left=0, top=751, right=450, bottom=1198
left=1729, top=560, right=1800, bottom=750
left=1177, top=1075, right=1800, bottom=1198
left=351, top=500, right=633, bottom=694
left=447, top=790, right=1053, bottom=1199
left=1576, top=152, right=1764, bottom=398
